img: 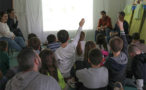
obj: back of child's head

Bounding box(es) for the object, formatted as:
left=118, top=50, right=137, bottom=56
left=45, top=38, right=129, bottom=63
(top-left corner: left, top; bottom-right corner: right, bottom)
left=39, top=49, right=58, bottom=81
left=28, top=33, right=37, bottom=40
left=47, top=34, right=56, bottom=44
left=109, top=36, right=123, bottom=53
left=128, top=44, right=140, bottom=54
left=76, top=31, right=85, bottom=56
left=0, top=41, right=8, bottom=51
left=84, top=41, right=96, bottom=61
left=119, top=11, right=125, bottom=17
left=57, top=30, right=69, bottom=43
left=88, top=48, right=103, bottom=66
left=96, top=33, right=106, bottom=45
left=80, top=31, right=85, bottom=41
left=132, top=32, right=140, bottom=40
left=28, top=37, right=41, bottom=50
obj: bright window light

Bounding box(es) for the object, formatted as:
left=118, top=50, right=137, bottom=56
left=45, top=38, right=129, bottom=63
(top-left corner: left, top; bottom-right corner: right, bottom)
left=42, top=0, right=93, bottom=31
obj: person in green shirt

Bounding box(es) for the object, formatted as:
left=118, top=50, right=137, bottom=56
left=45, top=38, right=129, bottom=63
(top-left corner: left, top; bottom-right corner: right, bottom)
left=0, top=41, right=9, bottom=75
left=39, top=49, right=66, bottom=90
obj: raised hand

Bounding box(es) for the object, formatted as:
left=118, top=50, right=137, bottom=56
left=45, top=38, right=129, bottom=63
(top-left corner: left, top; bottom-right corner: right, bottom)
left=117, top=19, right=124, bottom=31
left=79, top=18, right=85, bottom=27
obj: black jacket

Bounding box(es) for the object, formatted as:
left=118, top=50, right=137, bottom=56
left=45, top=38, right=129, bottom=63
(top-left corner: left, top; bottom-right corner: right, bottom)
left=132, top=53, right=146, bottom=83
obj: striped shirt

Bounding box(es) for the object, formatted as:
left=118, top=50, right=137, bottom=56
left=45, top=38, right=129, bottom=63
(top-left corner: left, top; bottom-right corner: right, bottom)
left=47, top=42, right=61, bottom=52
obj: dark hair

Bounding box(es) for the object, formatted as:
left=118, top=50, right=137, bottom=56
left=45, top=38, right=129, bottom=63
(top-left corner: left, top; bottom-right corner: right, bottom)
left=119, top=11, right=125, bottom=17
left=47, top=34, right=56, bottom=44
left=28, top=33, right=37, bottom=40
left=132, top=33, right=140, bottom=40
left=7, top=9, right=14, bottom=14
left=128, top=44, right=140, bottom=54
left=0, top=11, right=7, bottom=20
left=140, top=39, right=145, bottom=44
left=96, top=33, right=106, bottom=45
left=39, top=49, right=58, bottom=81
left=17, top=47, right=36, bottom=71
left=76, top=31, right=85, bottom=56
left=28, top=37, right=41, bottom=50
left=84, top=41, right=96, bottom=61
left=57, top=30, right=69, bottom=43
left=0, top=41, right=8, bottom=51
left=101, top=11, right=106, bottom=15
left=88, top=48, right=103, bottom=65
left=109, top=36, right=123, bottom=52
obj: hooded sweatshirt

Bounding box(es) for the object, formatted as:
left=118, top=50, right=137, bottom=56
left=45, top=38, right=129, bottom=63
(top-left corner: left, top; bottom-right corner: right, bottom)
left=104, top=31, right=128, bottom=86
left=5, top=71, right=61, bottom=90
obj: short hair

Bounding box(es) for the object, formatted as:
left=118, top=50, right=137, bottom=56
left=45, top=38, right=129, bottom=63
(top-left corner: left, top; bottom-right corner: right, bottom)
left=132, top=33, right=140, bottom=40
left=109, top=36, right=123, bottom=52
left=101, top=11, right=106, bottom=15
left=128, top=44, right=140, bottom=54
left=28, top=33, right=37, bottom=40
left=88, top=48, right=103, bottom=65
left=28, top=37, right=41, bottom=50
left=47, top=34, right=56, bottom=44
left=17, top=47, right=36, bottom=71
left=96, top=33, right=106, bottom=45
left=0, top=41, right=8, bottom=51
left=7, top=9, right=14, bottom=14
left=119, top=11, right=125, bottom=17
left=57, top=30, right=69, bottom=43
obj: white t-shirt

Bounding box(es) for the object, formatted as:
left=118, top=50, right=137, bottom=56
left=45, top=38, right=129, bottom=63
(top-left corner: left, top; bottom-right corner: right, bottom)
left=0, top=22, right=14, bottom=38
left=75, top=41, right=86, bottom=61
left=55, top=27, right=82, bottom=78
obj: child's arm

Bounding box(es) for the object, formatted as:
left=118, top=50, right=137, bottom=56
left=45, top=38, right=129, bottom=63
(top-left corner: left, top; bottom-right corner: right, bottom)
left=71, top=18, right=85, bottom=47
left=117, top=20, right=128, bottom=55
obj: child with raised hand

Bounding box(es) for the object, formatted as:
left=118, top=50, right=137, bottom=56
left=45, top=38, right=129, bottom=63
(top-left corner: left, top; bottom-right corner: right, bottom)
left=104, top=19, right=128, bottom=90
left=55, top=18, right=85, bottom=78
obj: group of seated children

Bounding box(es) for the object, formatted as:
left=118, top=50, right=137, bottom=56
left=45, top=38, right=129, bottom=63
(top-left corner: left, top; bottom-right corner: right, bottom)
left=0, top=10, right=146, bottom=90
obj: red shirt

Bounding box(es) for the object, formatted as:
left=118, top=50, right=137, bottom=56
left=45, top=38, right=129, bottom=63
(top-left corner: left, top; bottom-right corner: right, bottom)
left=98, top=16, right=112, bottom=29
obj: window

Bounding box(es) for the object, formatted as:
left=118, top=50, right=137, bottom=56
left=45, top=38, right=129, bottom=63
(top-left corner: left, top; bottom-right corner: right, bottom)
left=42, top=0, right=93, bottom=31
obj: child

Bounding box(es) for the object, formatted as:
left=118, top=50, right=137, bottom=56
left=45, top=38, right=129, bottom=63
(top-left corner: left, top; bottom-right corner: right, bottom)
left=75, top=31, right=86, bottom=61
left=55, top=18, right=85, bottom=78
left=96, top=33, right=108, bottom=51
left=39, top=49, right=66, bottom=90
left=128, top=45, right=146, bottom=90
left=104, top=20, right=128, bottom=89
left=28, top=33, right=37, bottom=40
left=47, top=34, right=61, bottom=52
left=76, top=48, right=108, bottom=89
left=131, top=32, right=146, bottom=53
left=28, top=37, right=41, bottom=54
left=0, top=41, right=9, bottom=75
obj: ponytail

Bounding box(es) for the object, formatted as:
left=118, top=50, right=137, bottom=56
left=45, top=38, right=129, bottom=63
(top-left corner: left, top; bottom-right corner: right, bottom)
left=76, top=31, right=85, bottom=56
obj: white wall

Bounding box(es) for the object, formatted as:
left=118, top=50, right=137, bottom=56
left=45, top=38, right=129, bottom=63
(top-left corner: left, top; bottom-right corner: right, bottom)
left=14, top=0, right=128, bottom=42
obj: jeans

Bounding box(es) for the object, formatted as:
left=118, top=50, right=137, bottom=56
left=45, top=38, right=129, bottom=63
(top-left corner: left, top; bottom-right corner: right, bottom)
left=105, top=28, right=111, bottom=43
left=0, top=37, right=26, bottom=51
